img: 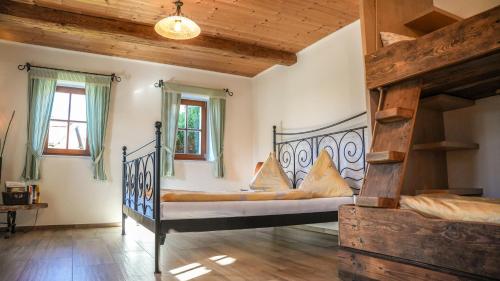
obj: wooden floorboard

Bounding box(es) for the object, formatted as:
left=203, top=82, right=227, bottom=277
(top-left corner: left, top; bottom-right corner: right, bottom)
left=0, top=221, right=341, bottom=281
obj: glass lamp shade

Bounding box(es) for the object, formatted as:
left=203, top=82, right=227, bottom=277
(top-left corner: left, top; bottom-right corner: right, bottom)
left=154, top=15, right=201, bottom=40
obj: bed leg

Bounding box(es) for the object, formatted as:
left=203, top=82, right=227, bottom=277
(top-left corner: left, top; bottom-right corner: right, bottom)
left=154, top=232, right=163, bottom=274
left=160, top=233, right=166, bottom=245
left=121, top=213, right=126, bottom=235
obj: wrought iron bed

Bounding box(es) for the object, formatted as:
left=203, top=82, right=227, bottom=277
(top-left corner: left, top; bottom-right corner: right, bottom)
left=121, top=113, right=367, bottom=274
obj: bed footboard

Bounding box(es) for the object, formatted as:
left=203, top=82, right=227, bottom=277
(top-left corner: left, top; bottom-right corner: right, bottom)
left=122, top=121, right=163, bottom=274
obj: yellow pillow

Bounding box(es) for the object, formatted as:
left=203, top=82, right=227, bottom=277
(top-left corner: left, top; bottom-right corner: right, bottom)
left=299, top=149, right=353, bottom=197
left=400, top=194, right=500, bottom=224
left=250, top=152, right=292, bottom=191
left=380, top=32, right=415, bottom=46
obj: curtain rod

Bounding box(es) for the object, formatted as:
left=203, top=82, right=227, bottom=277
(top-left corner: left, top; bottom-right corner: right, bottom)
left=153, top=79, right=233, bottom=96
left=17, top=63, right=122, bottom=82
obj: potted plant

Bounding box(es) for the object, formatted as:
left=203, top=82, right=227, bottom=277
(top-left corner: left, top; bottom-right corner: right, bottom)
left=0, top=110, right=15, bottom=183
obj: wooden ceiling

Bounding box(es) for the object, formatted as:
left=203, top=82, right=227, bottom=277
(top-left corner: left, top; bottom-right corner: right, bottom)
left=0, top=0, right=359, bottom=77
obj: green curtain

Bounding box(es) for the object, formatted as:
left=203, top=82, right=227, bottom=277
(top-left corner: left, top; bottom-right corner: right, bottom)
left=160, top=86, right=181, bottom=177
left=208, top=97, right=226, bottom=178
left=22, top=68, right=58, bottom=181
left=85, top=75, right=111, bottom=180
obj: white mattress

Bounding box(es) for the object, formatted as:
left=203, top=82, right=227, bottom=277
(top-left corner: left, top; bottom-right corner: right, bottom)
left=160, top=197, right=353, bottom=220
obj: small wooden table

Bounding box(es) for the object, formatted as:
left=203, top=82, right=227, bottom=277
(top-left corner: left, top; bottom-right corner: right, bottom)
left=0, top=203, right=48, bottom=238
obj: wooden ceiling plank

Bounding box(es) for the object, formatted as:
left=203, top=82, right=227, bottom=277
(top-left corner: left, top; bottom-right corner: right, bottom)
left=10, top=0, right=359, bottom=53
left=0, top=1, right=297, bottom=65
left=0, top=1, right=297, bottom=76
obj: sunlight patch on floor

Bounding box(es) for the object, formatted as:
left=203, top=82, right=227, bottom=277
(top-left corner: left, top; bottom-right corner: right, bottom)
left=215, top=257, right=236, bottom=266
left=168, top=254, right=238, bottom=280
left=175, top=266, right=212, bottom=281
left=169, top=263, right=202, bottom=275
left=209, top=255, right=227, bottom=261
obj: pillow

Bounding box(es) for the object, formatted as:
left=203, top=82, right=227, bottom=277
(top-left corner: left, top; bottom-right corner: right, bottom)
left=380, top=32, right=415, bottom=47
left=400, top=194, right=500, bottom=224
left=299, top=149, right=353, bottom=197
left=254, top=161, right=264, bottom=175
left=250, top=152, right=292, bottom=191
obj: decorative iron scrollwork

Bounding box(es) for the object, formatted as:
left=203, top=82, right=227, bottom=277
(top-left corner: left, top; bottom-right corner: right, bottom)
left=124, top=151, right=156, bottom=218
left=274, top=113, right=367, bottom=190
left=277, top=127, right=366, bottom=190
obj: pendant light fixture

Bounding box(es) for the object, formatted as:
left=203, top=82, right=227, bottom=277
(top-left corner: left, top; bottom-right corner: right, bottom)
left=155, top=0, right=201, bottom=40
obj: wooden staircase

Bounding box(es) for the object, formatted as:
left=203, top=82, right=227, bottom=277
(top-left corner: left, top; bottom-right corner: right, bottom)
left=357, top=80, right=422, bottom=208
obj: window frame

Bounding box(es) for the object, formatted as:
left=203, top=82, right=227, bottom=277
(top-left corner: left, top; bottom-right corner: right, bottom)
left=175, top=99, right=207, bottom=161
left=44, top=86, right=90, bottom=157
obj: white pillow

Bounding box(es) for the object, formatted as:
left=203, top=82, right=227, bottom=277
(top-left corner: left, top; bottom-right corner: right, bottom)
left=380, top=32, right=415, bottom=47
left=249, top=152, right=292, bottom=191
left=299, top=149, right=353, bottom=197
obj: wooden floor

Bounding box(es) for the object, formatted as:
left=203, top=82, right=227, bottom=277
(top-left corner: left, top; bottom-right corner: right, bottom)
left=0, top=221, right=342, bottom=281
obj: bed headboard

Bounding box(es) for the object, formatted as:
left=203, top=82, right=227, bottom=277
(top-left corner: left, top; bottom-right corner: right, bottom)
left=273, top=112, right=367, bottom=191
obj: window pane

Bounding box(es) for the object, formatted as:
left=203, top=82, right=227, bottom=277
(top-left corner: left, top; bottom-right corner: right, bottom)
left=51, top=92, right=70, bottom=120
left=68, top=122, right=87, bottom=150
left=178, top=105, right=186, bottom=129
left=187, top=106, right=201, bottom=129
left=175, top=130, right=185, bottom=153
left=47, top=121, right=68, bottom=149
left=70, top=94, right=86, bottom=121
left=187, top=131, right=201, bottom=154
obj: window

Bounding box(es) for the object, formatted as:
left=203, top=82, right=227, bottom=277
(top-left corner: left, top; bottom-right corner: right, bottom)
left=44, top=86, right=89, bottom=156
left=175, top=99, right=207, bottom=160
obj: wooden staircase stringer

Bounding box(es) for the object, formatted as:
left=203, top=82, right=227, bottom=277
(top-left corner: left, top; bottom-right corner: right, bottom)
left=359, top=80, right=422, bottom=207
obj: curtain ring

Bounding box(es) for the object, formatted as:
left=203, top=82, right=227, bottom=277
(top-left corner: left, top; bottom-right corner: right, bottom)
left=18, top=63, right=31, bottom=71
left=154, top=80, right=164, bottom=88
left=111, top=74, right=122, bottom=82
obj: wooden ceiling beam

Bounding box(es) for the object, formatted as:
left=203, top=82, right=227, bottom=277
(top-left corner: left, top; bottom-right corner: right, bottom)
left=0, top=1, right=297, bottom=76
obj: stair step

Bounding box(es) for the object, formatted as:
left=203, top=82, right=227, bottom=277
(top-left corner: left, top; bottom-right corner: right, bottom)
left=375, top=107, right=414, bottom=123
left=420, top=94, right=475, bottom=111
left=366, top=151, right=405, bottom=164
left=413, top=141, right=479, bottom=151
left=416, top=188, right=483, bottom=196
left=355, top=196, right=397, bottom=208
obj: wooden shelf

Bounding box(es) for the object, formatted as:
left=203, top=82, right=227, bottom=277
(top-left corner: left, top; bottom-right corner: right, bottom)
left=375, top=107, right=414, bottom=123
left=405, top=7, right=462, bottom=34
left=413, top=141, right=479, bottom=151
left=0, top=203, right=48, bottom=211
left=420, top=94, right=475, bottom=111
left=366, top=151, right=405, bottom=164
left=416, top=188, right=483, bottom=196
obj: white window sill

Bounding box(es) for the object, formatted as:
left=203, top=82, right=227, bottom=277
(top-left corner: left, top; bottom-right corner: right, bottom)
left=43, top=154, right=91, bottom=159
left=174, top=159, right=208, bottom=162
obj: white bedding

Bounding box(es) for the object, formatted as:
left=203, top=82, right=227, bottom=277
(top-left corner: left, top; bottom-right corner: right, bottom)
left=160, top=197, right=353, bottom=220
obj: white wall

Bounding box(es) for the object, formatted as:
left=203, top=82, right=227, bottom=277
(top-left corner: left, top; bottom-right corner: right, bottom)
left=0, top=40, right=253, bottom=226
left=251, top=21, right=367, bottom=162
left=444, top=96, right=500, bottom=198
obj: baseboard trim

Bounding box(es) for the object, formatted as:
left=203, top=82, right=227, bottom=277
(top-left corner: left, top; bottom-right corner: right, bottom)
left=2, top=222, right=121, bottom=232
